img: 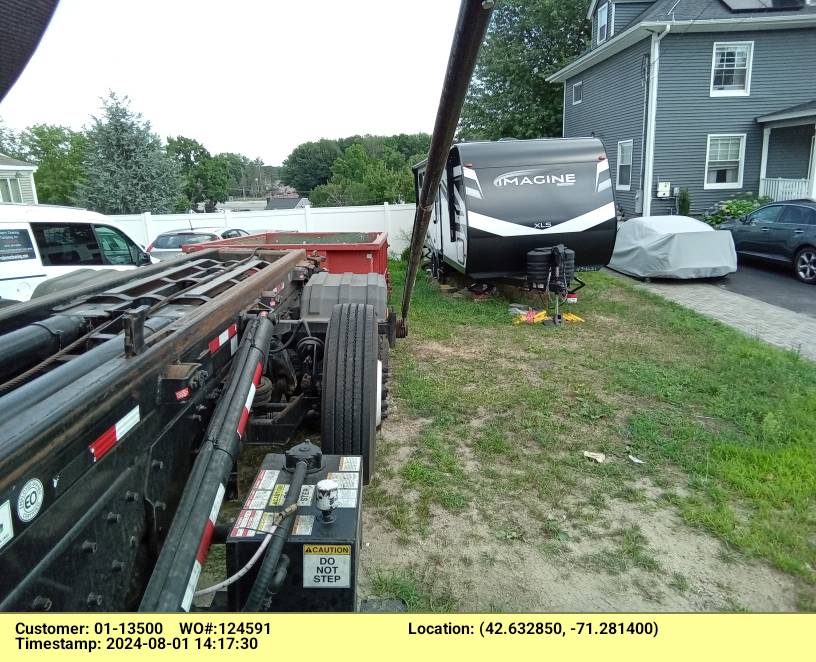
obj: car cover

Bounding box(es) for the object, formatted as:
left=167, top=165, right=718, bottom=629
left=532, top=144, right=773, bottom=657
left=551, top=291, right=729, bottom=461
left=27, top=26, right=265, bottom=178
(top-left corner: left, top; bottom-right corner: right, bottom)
left=609, top=216, right=737, bottom=279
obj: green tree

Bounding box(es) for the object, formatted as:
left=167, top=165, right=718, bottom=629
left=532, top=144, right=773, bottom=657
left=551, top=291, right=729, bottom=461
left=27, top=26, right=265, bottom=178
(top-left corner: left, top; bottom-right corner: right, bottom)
left=460, top=0, right=591, bottom=140
left=200, top=154, right=233, bottom=212
left=19, top=124, right=87, bottom=205
left=167, top=135, right=211, bottom=210
left=281, top=138, right=342, bottom=194
left=311, top=143, right=414, bottom=207
left=0, top=120, right=23, bottom=159
left=77, top=93, right=182, bottom=214
left=217, top=152, right=252, bottom=197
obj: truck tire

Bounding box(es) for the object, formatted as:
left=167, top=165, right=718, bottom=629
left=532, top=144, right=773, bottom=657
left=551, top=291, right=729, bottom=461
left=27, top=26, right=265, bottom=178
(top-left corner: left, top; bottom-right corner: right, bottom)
left=321, top=303, right=378, bottom=483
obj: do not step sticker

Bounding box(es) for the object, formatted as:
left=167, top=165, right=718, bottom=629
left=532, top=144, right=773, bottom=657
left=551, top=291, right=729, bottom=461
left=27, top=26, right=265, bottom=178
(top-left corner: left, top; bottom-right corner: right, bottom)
left=303, top=544, right=351, bottom=588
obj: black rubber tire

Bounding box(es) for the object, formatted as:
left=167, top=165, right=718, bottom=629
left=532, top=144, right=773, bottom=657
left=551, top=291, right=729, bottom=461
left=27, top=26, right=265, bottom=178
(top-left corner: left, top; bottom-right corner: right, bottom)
left=793, top=247, right=816, bottom=284
left=321, top=303, right=378, bottom=484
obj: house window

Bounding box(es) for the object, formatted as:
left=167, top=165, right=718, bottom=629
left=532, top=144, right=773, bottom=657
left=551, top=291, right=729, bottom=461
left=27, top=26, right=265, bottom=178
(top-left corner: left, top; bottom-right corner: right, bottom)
left=0, top=176, right=23, bottom=203
left=616, top=140, right=633, bottom=191
left=597, top=3, right=609, bottom=45
left=710, top=42, right=753, bottom=96
left=705, top=134, right=745, bottom=189
left=572, top=81, right=583, bottom=105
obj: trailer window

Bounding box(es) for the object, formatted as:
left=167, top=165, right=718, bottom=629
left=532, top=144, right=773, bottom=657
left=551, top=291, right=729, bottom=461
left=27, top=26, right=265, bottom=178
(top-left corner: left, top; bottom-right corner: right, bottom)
left=31, top=223, right=103, bottom=266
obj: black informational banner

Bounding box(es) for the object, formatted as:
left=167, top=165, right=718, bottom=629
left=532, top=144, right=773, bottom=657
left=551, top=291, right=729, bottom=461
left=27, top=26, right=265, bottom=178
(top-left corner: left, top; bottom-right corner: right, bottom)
left=0, top=228, right=35, bottom=262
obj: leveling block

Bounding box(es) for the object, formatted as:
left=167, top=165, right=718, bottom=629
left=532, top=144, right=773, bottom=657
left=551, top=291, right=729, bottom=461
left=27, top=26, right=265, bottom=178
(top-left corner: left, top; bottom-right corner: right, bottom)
left=225, top=452, right=362, bottom=611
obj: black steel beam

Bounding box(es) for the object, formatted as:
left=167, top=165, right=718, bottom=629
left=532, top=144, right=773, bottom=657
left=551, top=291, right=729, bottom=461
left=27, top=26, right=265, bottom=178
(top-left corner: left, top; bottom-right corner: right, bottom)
left=399, top=0, right=494, bottom=332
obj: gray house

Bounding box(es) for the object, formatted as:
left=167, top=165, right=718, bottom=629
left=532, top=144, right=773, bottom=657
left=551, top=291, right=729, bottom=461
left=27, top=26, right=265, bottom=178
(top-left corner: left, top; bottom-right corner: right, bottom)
left=547, top=0, right=816, bottom=217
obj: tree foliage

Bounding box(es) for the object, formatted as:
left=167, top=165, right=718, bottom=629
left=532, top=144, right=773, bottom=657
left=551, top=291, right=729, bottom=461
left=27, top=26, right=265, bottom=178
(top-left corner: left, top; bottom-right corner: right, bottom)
left=166, top=135, right=234, bottom=211
left=284, top=133, right=429, bottom=206
left=19, top=124, right=87, bottom=205
left=0, top=120, right=23, bottom=159
left=460, top=0, right=591, bottom=140
left=281, top=139, right=343, bottom=194
left=77, top=93, right=182, bottom=214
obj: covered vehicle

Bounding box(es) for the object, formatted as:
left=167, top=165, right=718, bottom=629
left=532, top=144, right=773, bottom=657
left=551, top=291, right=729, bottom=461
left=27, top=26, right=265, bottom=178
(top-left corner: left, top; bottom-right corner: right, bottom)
left=609, top=216, right=737, bottom=279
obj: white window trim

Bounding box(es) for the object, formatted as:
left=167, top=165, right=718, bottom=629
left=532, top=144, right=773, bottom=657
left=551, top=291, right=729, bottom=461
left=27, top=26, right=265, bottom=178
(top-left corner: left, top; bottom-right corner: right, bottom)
left=0, top=176, right=24, bottom=204
left=616, top=139, right=633, bottom=191
left=572, top=81, right=583, bottom=105
left=710, top=41, right=754, bottom=98
left=704, top=133, right=746, bottom=190
left=597, top=3, right=609, bottom=46
left=610, top=2, right=615, bottom=38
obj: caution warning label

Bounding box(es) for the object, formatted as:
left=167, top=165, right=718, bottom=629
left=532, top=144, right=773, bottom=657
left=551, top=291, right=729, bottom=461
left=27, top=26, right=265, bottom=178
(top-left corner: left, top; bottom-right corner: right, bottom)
left=303, top=544, right=351, bottom=588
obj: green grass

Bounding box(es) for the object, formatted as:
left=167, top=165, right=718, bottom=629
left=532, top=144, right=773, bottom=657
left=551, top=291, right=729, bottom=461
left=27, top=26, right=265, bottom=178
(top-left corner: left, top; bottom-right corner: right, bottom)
left=377, top=260, right=816, bottom=589
left=368, top=569, right=459, bottom=612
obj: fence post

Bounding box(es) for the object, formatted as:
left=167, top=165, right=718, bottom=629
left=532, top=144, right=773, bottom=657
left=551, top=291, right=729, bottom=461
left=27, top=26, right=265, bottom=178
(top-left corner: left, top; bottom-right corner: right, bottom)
left=303, top=204, right=312, bottom=232
left=383, top=202, right=391, bottom=237
left=142, top=212, right=151, bottom=246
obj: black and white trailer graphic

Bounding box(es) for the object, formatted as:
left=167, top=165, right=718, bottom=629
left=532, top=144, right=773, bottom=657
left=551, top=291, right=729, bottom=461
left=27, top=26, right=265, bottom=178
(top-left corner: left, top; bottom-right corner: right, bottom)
left=412, top=138, right=617, bottom=281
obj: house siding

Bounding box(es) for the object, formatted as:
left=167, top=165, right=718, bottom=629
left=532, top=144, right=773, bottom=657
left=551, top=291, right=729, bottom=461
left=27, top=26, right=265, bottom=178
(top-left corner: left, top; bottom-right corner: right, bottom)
left=766, top=125, right=814, bottom=180
left=564, top=38, right=652, bottom=215
left=19, top=174, right=36, bottom=204
left=652, top=28, right=816, bottom=215
left=613, top=2, right=653, bottom=34
left=0, top=170, right=37, bottom=204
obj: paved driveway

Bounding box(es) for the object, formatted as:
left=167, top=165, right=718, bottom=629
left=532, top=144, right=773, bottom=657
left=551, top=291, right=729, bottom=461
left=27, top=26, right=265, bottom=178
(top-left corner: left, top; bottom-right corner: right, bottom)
left=607, top=268, right=816, bottom=361
left=717, top=258, right=816, bottom=319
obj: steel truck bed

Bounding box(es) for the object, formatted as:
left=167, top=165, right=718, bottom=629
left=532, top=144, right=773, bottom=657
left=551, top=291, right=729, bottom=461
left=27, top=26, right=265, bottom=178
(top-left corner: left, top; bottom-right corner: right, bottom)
left=0, top=247, right=390, bottom=612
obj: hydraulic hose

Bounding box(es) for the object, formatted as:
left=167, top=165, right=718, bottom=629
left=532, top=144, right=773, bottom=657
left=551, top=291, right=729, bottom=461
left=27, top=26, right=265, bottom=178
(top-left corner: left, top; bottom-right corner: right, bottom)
left=139, top=314, right=275, bottom=612
left=242, top=459, right=307, bottom=612
left=0, top=315, right=88, bottom=381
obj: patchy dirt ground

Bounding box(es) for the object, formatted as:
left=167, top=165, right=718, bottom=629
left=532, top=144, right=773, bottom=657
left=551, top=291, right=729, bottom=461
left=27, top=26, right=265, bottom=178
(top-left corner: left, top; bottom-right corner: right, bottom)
left=358, top=406, right=803, bottom=612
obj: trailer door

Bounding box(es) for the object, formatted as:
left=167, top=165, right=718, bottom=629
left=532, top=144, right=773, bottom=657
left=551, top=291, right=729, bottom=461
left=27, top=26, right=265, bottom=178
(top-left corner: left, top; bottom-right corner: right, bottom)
left=440, top=175, right=466, bottom=270
left=451, top=173, right=467, bottom=266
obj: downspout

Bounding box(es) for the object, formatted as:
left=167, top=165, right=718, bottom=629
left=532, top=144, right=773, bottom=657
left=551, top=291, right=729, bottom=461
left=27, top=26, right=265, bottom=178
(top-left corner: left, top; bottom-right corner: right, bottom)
left=642, top=23, right=670, bottom=217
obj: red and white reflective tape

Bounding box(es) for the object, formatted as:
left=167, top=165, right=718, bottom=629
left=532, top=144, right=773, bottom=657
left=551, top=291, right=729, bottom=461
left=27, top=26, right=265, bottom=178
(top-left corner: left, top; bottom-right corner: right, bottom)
left=181, top=482, right=225, bottom=612
left=237, top=362, right=263, bottom=438
left=208, top=323, right=238, bottom=355
left=88, top=406, right=140, bottom=462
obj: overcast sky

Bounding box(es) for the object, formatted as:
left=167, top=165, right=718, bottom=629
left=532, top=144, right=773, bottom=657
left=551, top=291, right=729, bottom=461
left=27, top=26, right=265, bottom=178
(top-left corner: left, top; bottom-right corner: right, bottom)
left=0, top=0, right=461, bottom=164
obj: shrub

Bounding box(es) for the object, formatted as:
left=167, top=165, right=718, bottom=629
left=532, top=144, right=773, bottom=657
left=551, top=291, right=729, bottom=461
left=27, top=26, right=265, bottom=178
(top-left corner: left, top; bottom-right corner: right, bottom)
left=678, top=188, right=691, bottom=216
left=702, top=193, right=772, bottom=227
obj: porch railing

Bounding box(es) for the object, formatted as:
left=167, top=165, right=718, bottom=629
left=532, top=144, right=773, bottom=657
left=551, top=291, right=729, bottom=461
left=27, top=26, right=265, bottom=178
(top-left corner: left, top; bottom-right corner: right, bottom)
left=759, top=177, right=811, bottom=201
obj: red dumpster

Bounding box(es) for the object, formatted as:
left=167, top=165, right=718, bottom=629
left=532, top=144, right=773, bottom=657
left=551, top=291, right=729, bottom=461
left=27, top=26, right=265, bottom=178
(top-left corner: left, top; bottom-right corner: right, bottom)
left=183, top=231, right=389, bottom=277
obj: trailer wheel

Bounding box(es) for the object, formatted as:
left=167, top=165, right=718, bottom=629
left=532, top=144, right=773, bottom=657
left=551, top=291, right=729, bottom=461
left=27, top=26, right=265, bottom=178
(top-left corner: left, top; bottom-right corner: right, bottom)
left=321, top=303, right=378, bottom=483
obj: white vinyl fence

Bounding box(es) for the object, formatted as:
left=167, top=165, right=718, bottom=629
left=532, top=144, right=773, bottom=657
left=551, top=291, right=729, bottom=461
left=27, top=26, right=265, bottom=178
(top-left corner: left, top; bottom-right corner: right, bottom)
left=106, top=203, right=417, bottom=256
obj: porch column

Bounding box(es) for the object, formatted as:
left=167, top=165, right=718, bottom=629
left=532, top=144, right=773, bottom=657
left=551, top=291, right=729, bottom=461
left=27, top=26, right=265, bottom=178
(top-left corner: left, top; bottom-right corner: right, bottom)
left=759, top=126, right=770, bottom=197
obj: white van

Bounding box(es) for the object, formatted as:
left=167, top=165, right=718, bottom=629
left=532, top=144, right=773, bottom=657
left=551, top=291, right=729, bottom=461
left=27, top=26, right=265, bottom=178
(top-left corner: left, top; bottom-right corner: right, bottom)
left=0, top=204, right=153, bottom=303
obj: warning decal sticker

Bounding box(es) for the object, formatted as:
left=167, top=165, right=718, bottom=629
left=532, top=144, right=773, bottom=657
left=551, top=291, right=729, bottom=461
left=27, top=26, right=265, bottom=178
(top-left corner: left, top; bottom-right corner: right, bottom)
left=339, top=456, right=361, bottom=472
left=337, top=489, right=358, bottom=508
left=303, top=544, right=351, bottom=588
left=292, top=515, right=314, bottom=536
left=0, top=501, right=13, bottom=550
left=269, top=484, right=289, bottom=506
left=327, top=472, right=359, bottom=489
left=253, top=469, right=280, bottom=490
left=298, top=485, right=314, bottom=506
left=246, top=490, right=271, bottom=510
